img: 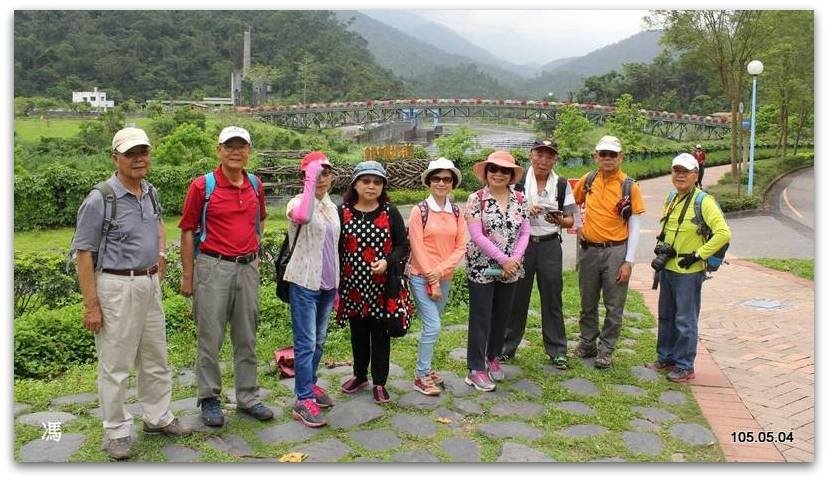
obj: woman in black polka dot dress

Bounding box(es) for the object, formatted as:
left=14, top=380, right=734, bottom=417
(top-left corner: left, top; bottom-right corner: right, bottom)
left=336, top=161, right=409, bottom=404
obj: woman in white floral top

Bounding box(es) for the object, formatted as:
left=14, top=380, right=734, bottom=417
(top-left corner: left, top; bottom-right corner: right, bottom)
left=464, top=151, right=530, bottom=392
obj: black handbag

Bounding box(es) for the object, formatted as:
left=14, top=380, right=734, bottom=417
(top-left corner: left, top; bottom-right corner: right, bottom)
left=275, top=225, right=302, bottom=303
left=383, top=257, right=413, bottom=337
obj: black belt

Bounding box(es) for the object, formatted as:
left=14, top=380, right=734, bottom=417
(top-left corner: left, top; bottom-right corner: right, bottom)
left=530, top=233, right=560, bottom=243
left=201, top=250, right=258, bottom=264
left=102, top=265, right=159, bottom=276
left=580, top=239, right=627, bottom=249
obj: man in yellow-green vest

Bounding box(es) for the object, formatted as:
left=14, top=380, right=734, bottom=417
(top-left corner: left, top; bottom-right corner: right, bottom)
left=649, top=153, right=731, bottom=383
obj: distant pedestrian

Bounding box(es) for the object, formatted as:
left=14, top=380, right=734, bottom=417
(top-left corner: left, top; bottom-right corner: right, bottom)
left=571, top=135, right=645, bottom=369
left=73, top=127, right=190, bottom=460
left=284, top=151, right=339, bottom=427
left=336, top=161, right=410, bottom=404
left=464, top=151, right=530, bottom=392
left=693, top=144, right=706, bottom=188
left=505, top=139, right=579, bottom=369
left=408, top=158, right=467, bottom=396
left=179, top=126, right=273, bottom=427
left=649, top=153, right=731, bottom=382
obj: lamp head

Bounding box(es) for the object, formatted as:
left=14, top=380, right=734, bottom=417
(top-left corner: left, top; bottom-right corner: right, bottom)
left=747, top=60, right=764, bottom=76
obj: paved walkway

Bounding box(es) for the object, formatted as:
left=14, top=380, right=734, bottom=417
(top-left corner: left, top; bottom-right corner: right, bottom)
left=629, top=166, right=815, bottom=462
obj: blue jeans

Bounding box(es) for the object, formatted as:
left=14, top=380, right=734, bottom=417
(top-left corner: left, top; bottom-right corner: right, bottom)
left=289, top=284, right=336, bottom=400
left=410, top=275, right=451, bottom=378
left=657, top=270, right=705, bottom=371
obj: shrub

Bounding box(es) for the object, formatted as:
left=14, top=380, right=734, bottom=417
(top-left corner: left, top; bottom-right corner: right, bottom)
left=14, top=304, right=96, bottom=380
left=14, top=251, right=79, bottom=317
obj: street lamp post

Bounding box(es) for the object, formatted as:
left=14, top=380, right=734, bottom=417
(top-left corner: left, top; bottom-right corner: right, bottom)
left=746, top=60, right=764, bottom=196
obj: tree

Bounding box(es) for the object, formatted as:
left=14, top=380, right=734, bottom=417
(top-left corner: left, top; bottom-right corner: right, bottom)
left=296, top=53, right=320, bottom=104
left=435, top=126, right=478, bottom=168
left=153, top=123, right=214, bottom=166
left=605, top=94, right=647, bottom=150
left=553, top=104, right=592, bottom=158
left=650, top=10, right=772, bottom=185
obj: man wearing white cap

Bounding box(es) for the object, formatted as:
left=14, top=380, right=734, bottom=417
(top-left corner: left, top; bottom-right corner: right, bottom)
left=571, top=135, right=645, bottom=369
left=692, top=144, right=706, bottom=188
left=73, top=127, right=190, bottom=460
left=179, top=126, right=273, bottom=427
left=649, top=153, right=730, bottom=382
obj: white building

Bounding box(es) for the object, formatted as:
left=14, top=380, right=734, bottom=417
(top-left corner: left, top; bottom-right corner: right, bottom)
left=71, top=87, right=114, bottom=110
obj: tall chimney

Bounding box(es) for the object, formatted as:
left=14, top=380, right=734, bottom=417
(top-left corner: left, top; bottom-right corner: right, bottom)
left=243, top=29, right=251, bottom=75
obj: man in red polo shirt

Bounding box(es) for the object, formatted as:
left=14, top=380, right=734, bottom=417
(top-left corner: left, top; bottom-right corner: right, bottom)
left=179, top=126, right=272, bottom=427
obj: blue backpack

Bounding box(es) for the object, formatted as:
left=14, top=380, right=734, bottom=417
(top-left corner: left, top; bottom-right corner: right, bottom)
left=194, top=171, right=262, bottom=254
left=664, top=189, right=729, bottom=271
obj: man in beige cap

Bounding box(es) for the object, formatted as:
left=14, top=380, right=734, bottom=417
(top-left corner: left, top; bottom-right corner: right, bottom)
left=571, top=135, right=645, bottom=369
left=72, top=127, right=190, bottom=460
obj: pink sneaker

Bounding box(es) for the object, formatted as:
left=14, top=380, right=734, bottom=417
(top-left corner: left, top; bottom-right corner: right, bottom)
left=465, top=370, right=495, bottom=392
left=487, top=357, right=505, bottom=381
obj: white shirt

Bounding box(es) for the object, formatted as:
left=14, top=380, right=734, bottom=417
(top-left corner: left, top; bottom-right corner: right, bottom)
left=524, top=167, right=577, bottom=237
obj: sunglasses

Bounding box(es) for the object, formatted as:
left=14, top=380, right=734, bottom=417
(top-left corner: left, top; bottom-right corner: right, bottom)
left=358, top=177, right=384, bottom=186
left=597, top=150, right=619, bottom=159
left=430, top=175, right=454, bottom=185
left=486, top=165, right=513, bottom=175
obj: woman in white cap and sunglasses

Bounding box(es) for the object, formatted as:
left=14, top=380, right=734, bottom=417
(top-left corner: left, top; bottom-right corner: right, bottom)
left=407, top=158, right=467, bottom=396
left=464, top=151, right=530, bottom=392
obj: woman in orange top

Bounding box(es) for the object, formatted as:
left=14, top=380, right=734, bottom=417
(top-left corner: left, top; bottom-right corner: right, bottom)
left=407, top=158, right=467, bottom=396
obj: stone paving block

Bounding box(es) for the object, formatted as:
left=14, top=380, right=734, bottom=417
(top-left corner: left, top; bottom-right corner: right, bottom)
left=434, top=407, right=465, bottom=429
left=162, top=444, right=201, bottom=462
left=398, top=391, right=442, bottom=410
left=660, top=390, right=688, bottom=405
left=49, top=393, right=98, bottom=407
left=224, top=388, right=273, bottom=405
left=610, top=384, right=647, bottom=397
left=559, top=424, right=607, bottom=438
left=620, top=338, right=637, bottom=347
left=490, top=401, right=544, bottom=417
left=631, top=406, right=677, bottom=424
left=206, top=434, right=253, bottom=456
left=393, top=450, right=439, bottom=462
left=452, top=398, right=484, bottom=416
left=169, top=396, right=198, bottom=413
left=14, top=403, right=32, bottom=417
left=631, top=366, right=660, bottom=381
left=622, top=431, right=663, bottom=455
left=478, top=421, right=543, bottom=440
left=561, top=378, right=599, bottom=397
left=295, top=438, right=351, bottom=462
left=174, top=368, right=196, bottom=387
left=388, top=363, right=405, bottom=378
left=440, top=371, right=475, bottom=397
left=509, top=379, right=541, bottom=397
left=627, top=327, right=643, bottom=336
left=391, top=413, right=437, bottom=438
left=326, top=398, right=385, bottom=429
left=500, top=364, right=523, bottom=379
left=553, top=401, right=594, bottom=416
left=257, top=420, right=321, bottom=444
left=616, top=348, right=636, bottom=356
left=317, top=364, right=354, bottom=377
left=496, top=442, right=554, bottom=462
left=17, top=411, right=78, bottom=427
left=388, top=379, right=412, bottom=392
left=624, top=312, right=644, bottom=321
left=441, top=438, right=480, bottom=462
left=177, top=413, right=231, bottom=433
left=629, top=418, right=660, bottom=432
left=448, top=348, right=467, bottom=361
left=350, top=429, right=401, bottom=451
left=19, top=433, right=85, bottom=462
left=444, top=324, right=468, bottom=332
left=541, top=365, right=568, bottom=376
left=669, top=423, right=716, bottom=446
left=574, top=357, right=596, bottom=368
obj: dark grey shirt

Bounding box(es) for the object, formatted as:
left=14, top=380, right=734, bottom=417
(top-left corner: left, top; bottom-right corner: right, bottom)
left=72, top=173, right=162, bottom=270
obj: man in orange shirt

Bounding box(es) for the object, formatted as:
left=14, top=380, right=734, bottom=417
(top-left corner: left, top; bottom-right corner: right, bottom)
left=571, top=135, right=645, bottom=369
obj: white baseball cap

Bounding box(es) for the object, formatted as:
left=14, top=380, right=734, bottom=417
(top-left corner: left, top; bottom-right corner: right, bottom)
left=672, top=153, right=699, bottom=171
left=218, top=126, right=251, bottom=145
left=112, top=127, right=151, bottom=153
left=595, top=135, right=622, bottom=153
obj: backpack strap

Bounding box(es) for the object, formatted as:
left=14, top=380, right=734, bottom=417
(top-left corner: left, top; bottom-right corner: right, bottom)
left=198, top=172, right=217, bottom=248
left=246, top=172, right=262, bottom=242
left=693, top=190, right=713, bottom=239
left=417, top=200, right=429, bottom=228
left=476, top=190, right=487, bottom=236
left=583, top=170, right=598, bottom=194
left=621, top=176, right=634, bottom=199
left=556, top=176, right=567, bottom=211
left=93, top=181, right=117, bottom=271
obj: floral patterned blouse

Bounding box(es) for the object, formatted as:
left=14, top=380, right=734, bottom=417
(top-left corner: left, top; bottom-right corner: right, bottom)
left=465, top=186, right=529, bottom=284
left=336, top=202, right=410, bottom=321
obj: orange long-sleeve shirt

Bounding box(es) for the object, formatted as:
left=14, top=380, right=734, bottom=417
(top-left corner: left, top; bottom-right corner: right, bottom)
left=407, top=203, right=467, bottom=280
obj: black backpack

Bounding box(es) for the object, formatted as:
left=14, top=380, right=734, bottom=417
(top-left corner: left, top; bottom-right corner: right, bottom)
left=583, top=170, right=634, bottom=220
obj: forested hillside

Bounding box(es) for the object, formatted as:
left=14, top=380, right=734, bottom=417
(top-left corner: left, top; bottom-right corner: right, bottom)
left=14, top=10, right=405, bottom=103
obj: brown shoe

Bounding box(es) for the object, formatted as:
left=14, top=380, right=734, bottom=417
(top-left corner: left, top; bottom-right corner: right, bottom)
left=594, top=351, right=612, bottom=369
left=144, top=417, right=191, bottom=436
left=103, top=436, right=133, bottom=460
left=413, top=376, right=441, bottom=396
left=646, top=361, right=675, bottom=372
left=571, top=342, right=598, bottom=359
left=427, top=370, right=444, bottom=386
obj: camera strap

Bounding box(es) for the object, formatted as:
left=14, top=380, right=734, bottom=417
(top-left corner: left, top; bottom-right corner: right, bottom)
left=658, top=193, right=693, bottom=247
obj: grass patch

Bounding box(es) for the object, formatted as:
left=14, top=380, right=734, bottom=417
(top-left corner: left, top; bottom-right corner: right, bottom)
left=749, top=258, right=814, bottom=281
left=14, top=117, right=153, bottom=142
left=14, top=270, right=724, bottom=463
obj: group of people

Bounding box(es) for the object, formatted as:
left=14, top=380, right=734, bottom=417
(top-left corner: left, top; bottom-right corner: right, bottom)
left=73, top=125, right=730, bottom=459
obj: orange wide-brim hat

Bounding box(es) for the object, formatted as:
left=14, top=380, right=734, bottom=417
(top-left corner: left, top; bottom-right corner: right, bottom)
left=472, top=150, right=524, bottom=185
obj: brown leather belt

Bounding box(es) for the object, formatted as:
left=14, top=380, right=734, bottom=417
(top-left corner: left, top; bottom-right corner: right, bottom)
left=102, top=265, right=159, bottom=276
left=580, top=239, right=627, bottom=249
left=530, top=233, right=560, bottom=243
left=201, top=250, right=258, bottom=264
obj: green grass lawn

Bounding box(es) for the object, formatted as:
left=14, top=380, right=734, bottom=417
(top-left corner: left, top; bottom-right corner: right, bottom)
left=748, top=258, right=814, bottom=281
left=14, top=117, right=153, bottom=142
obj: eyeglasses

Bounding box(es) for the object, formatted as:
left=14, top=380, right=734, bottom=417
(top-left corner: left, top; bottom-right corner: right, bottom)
left=672, top=168, right=697, bottom=176
left=430, top=176, right=454, bottom=185
left=116, top=147, right=150, bottom=159
left=597, top=150, right=619, bottom=158
left=221, top=142, right=249, bottom=151
left=358, top=177, right=384, bottom=186
left=486, top=165, right=513, bottom=175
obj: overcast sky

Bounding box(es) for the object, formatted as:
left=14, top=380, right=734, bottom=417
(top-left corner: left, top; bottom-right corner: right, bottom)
left=415, top=10, right=650, bottom=65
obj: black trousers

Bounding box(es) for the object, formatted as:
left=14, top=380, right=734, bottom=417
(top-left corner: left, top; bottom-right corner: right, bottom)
left=466, top=280, right=518, bottom=372
left=349, top=316, right=391, bottom=386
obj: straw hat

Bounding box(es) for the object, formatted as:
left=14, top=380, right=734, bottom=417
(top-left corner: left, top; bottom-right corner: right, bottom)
left=472, top=150, right=524, bottom=184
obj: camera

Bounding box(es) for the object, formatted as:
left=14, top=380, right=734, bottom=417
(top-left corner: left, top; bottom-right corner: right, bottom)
left=651, top=242, right=677, bottom=272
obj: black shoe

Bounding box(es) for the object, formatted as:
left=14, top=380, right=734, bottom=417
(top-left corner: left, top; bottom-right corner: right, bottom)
left=237, top=402, right=274, bottom=421
left=200, top=397, right=225, bottom=427
left=497, top=353, right=515, bottom=363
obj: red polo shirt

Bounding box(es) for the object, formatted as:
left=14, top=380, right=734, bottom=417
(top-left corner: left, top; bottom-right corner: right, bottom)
left=179, top=166, right=266, bottom=256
